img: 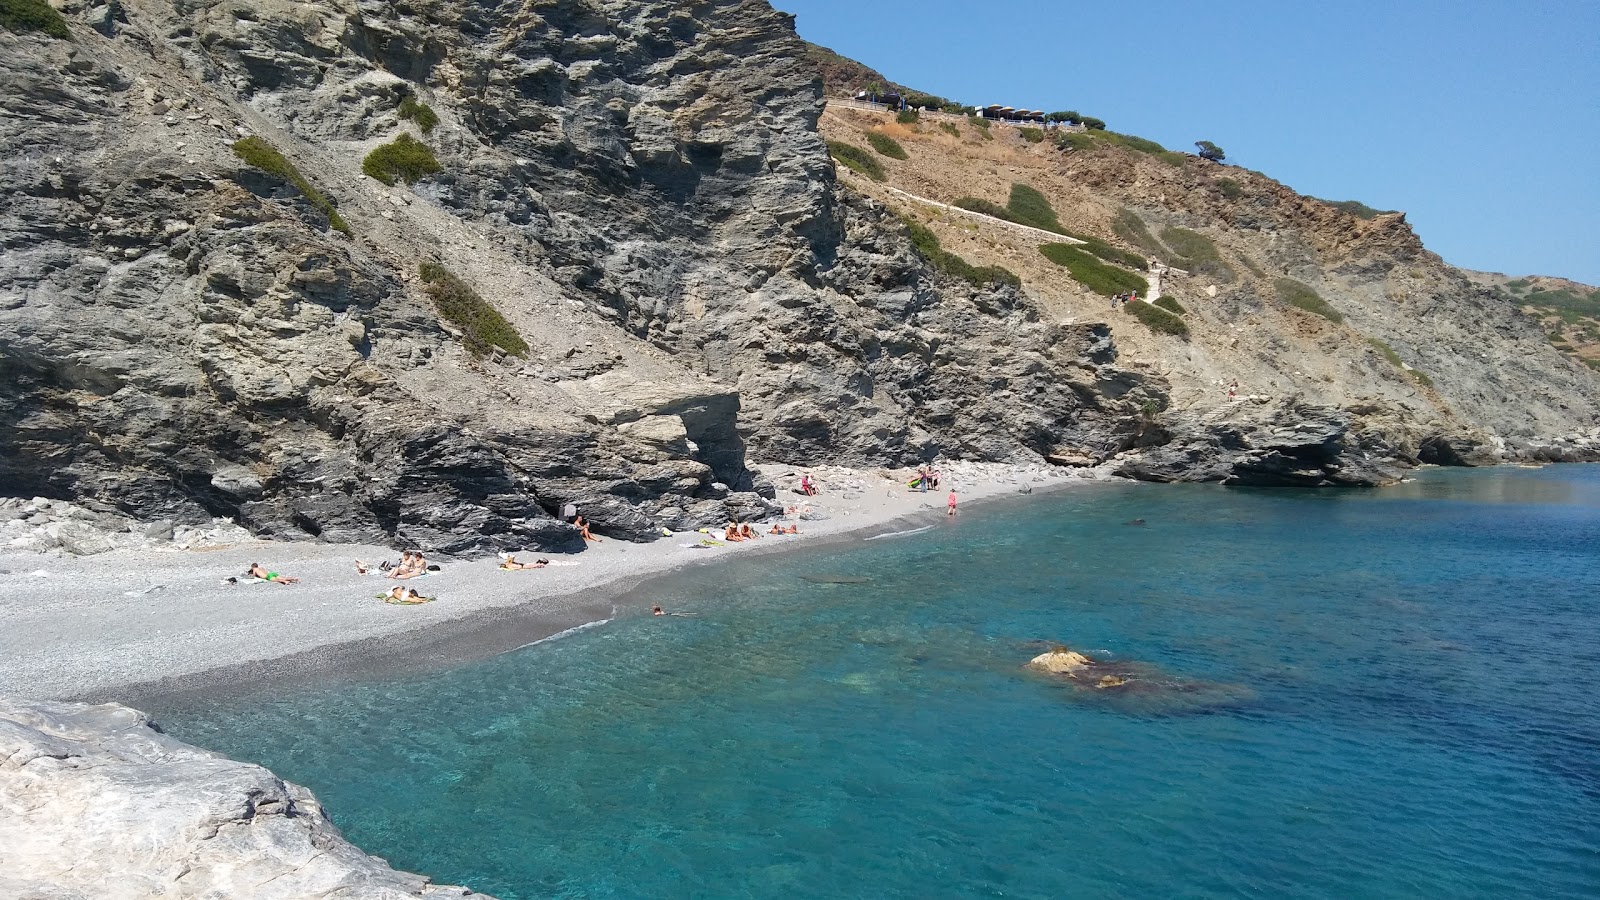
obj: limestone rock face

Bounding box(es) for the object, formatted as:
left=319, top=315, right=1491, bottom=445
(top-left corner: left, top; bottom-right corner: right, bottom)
left=0, top=698, right=497, bottom=900
left=0, top=0, right=1162, bottom=551
left=1114, top=397, right=1413, bottom=487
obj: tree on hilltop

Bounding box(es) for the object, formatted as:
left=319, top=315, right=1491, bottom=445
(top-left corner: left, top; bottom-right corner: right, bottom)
left=1195, top=141, right=1226, bottom=162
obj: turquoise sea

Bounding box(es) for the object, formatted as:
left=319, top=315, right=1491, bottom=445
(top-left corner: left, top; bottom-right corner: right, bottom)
left=157, top=467, right=1600, bottom=899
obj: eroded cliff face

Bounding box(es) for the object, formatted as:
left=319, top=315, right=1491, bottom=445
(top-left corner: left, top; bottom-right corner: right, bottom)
left=6, top=0, right=1597, bottom=551
left=817, top=105, right=1600, bottom=475
left=0, top=0, right=1161, bottom=550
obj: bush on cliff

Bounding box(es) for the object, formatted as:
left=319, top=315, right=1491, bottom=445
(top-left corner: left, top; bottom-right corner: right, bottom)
left=418, top=262, right=529, bottom=357
left=967, top=117, right=994, bottom=140
left=903, top=218, right=1021, bottom=290
left=362, top=134, right=442, bottom=186
left=1275, top=277, right=1344, bottom=324
left=866, top=131, right=908, bottom=160
left=1154, top=296, right=1186, bottom=315
left=1040, top=244, right=1148, bottom=297
left=1124, top=299, right=1189, bottom=337
left=1112, top=208, right=1166, bottom=261
left=896, top=109, right=920, bottom=125
left=1, top=0, right=69, bottom=38
left=827, top=140, right=885, bottom=180
left=231, top=137, right=352, bottom=235
left=1019, top=127, right=1045, bottom=144
left=1160, top=226, right=1236, bottom=283
left=398, top=96, right=439, bottom=134
left=1006, top=183, right=1063, bottom=233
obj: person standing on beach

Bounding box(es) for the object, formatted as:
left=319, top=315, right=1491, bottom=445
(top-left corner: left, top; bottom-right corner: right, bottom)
left=947, top=490, right=958, bottom=517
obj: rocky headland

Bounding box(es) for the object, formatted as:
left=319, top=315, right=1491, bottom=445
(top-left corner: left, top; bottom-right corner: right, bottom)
left=0, top=697, right=496, bottom=899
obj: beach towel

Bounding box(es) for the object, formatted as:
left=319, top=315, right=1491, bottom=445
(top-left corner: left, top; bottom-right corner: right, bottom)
left=379, top=593, right=434, bottom=605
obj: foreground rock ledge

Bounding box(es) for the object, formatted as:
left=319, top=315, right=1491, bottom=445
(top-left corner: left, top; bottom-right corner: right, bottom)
left=0, top=699, right=496, bottom=900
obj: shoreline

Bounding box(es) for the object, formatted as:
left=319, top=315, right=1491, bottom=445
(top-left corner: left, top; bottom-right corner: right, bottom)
left=0, top=461, right=1106, bottom=707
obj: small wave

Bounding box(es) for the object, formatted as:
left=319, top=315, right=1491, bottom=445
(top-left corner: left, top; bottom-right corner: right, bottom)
left=511, top=617, right=612, bottom=652
left=865, top=525, right=935, bottom=541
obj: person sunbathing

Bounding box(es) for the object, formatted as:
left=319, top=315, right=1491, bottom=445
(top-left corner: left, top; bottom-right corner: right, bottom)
left=499, top=555, right=548, bottom=570
left=354, top=559, right=373, bottom=575
left=384, top=585, right=432, bottom=604
left=781, top=523, right=799, bottom=534
left=575, top=516, right=602, bottom=542
left=246, top=563, right=299, bottom=584
left=388, top=551, right=420, bottom=579
left=723, top=522, right=746, bottom=542
left=769, top=523, right=784, bottom=535
left=739, top=523, right=760, bottom=540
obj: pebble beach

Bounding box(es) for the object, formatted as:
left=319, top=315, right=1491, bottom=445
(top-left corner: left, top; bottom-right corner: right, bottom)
left=0, top=461, right=1101, bottom=702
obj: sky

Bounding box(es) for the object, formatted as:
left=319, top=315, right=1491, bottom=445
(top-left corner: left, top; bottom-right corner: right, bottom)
left=772, top=0, right=1600, bottom=285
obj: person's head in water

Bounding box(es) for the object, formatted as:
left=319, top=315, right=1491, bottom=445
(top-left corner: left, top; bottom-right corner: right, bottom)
left=652, top=605, right=664, bottom=616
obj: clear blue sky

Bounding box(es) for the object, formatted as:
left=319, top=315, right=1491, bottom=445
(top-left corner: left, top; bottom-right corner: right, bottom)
left=773, top=0, right=1600, bottom=284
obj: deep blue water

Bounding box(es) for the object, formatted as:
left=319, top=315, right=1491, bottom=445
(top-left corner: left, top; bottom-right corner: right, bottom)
left=159, top=467, right=1600, bottom=899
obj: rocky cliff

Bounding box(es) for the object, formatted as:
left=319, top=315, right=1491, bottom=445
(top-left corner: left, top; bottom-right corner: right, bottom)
left=816, top=103, right=1600, bottom=474
left=1, top=0, right=1160, bottom=552
left=3, top=0, right=1597, bottom=555
left=0, top=697, right=496, bottom=899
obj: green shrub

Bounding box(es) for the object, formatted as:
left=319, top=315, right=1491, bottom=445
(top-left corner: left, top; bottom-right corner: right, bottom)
left=418, top=262, right=529, bottom=357
left=1216, top=178, right=1245, bottom=200
left=1112, top=208, right=1166, bottom=260
left=1124, top=299, right=1189, bottom=336
left=953, top=197, right=1012, bottom=220
left=1106, top=132, right=1165, bottom=154
left=362, top=133, right=441, bottom=186
left=1524, top=288, right=1600, bottom=317
left=397, top=95, right=439, bottom=133
left=1, top=0, right=69, bottom=37
left=1367, top=337, right=1404, bottom=368
left=231, top=137, right=351, bottom=235
left=1315, top=198, right=1396, bottom=219
left=1153, top=296, right=1186, bottom=315
left=1080, top=116, right=1106, bottom=130
left=903, top=218, right=1020, bottom=290
left=1583, top=358, right=1600, bottom=372
left=896, top=109, right=920, bottom=125
left=827, top=140, right=886, bottom=181
left=1056, top=131, right=1097, bottom=152
left=1411, top=369, right=1434, bottom=388
left=1275, top=277, right=1343, bottom=323
left=865, top=131, right=908, bottom=160
left=1195, top=140, right=1226, bottom=162
left=1006, top=183, right=1063, bottom=233
left=1159, top=226, right=1235, bottom=282
left=938, top=122, right=960, bottom=138
left=1040, top=243, right=1148, bottom=297
left=1156, top=150, right=1188, bottom=167
left=967, top=117, right=993, bottom=140
left=1019, top=127, right=1045, bottom=144
left=1503, top=278, right=1531, bottom=293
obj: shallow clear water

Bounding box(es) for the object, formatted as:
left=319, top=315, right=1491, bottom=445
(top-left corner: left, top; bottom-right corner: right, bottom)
left=160, top=467, right=1600, bottom=899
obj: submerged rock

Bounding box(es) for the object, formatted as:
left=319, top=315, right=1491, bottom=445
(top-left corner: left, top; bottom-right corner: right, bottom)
left=1024, top=645, right=1254, bottom=714
left=0, top=699, right=497, bottom=900
left=801, top=574, right=871, bottom=584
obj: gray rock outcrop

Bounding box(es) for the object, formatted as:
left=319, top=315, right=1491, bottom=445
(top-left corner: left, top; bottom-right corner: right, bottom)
left=0, top=697, right=496, bottom=899
left=1115, top=397, right=1414, bottom=486
left=0, top=0, right=1158, bottom=552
